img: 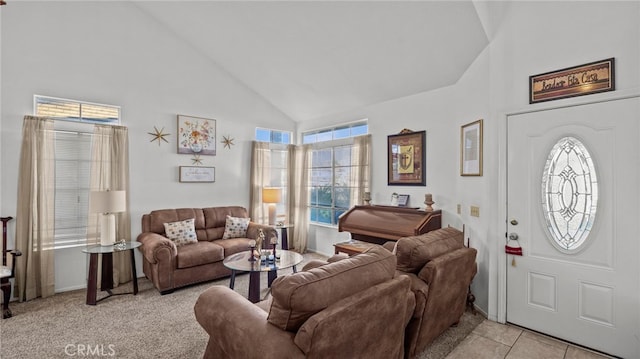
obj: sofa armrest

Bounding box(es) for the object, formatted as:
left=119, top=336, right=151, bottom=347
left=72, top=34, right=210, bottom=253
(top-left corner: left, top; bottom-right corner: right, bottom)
left=246, top=222, right=278, bottom=242
left=136, top=232, right=177, bottom=264
left=194, top=286, right=303, bottom=358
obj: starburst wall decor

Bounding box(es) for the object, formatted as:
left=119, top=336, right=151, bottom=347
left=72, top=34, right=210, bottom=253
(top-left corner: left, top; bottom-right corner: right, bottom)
left=148, top=126, right=170, bottom=146
left=222, top=135, right=235, bottom=149
left=191, top=154, right=203, bottom=165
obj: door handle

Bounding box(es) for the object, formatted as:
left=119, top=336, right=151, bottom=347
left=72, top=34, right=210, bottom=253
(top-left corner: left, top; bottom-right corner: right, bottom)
left=508, top=233, right=519, bottom=241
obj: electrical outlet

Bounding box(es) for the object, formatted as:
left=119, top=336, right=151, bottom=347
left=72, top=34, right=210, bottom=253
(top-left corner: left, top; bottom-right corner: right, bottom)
left=470, top=206, right=480, bottom=217
left=457, top=204, right=461, bottom=214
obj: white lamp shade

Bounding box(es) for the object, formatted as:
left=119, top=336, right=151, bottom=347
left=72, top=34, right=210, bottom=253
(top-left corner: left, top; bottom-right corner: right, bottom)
left=89, top=190, right=126, bottom=214
left=262, top=188, right=282, bottom=204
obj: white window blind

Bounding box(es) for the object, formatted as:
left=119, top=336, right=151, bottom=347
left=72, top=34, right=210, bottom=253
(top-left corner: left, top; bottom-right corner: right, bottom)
left=53, top=131, right=93, bottom=247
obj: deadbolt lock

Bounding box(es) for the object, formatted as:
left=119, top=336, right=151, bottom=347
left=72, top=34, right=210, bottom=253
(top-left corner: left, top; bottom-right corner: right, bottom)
left=510, top=219, right=519, bottom=226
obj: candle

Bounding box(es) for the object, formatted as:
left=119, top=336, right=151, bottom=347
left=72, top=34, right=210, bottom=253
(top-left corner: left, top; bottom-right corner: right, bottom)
left=425, top=194, right=432, bottom=202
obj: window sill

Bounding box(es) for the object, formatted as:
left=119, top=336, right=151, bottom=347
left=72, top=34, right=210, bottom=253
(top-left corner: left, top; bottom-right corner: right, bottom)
left=309, top=222, right=338, bottom=230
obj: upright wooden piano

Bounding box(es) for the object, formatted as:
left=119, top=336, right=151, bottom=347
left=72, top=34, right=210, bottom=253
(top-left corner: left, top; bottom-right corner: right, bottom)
left=338, top=205, right=442, bottom=245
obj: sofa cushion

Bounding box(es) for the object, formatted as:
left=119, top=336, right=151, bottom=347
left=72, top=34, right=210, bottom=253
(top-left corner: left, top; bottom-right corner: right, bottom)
left=222, top=215, right=250, bottom=239
left=212, top=238, right=252, bottom=257
left=163, top=218, right=198, bottom=246
left=395, top=227, right=464, bottom=273
left=176, top=241, right=224, bottom=269
left=267, top=246, right=396, bottom=332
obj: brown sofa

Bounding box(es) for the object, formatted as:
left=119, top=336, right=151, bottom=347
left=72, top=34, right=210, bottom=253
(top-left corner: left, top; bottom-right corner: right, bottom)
left=194, top=246, right=416, bottom=359
left=137, top=206, right=276, bottom=294
left=386, top=227, right=478, bottom=358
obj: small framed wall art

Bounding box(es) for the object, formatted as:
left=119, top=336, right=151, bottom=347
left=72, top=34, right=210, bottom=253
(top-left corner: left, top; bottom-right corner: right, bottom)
left=179, top=166, right=215, bottom=183
left=177, top=115, right=216, bottom=155
left=460, top=119, right=483, bottom=176
left=388, top=130, right=426, bottom=186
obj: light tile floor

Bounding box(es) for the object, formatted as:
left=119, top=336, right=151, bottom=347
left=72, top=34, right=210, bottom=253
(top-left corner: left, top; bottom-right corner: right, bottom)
left=446, top=320, right=612, bottom=359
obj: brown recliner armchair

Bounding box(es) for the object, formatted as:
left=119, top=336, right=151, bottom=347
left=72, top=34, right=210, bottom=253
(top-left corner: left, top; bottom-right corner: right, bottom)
left=315, top=227, right=477, bottom=358
left=194, top=246, right=416, bottom=359
left=385, top=227, right=478, bottom=358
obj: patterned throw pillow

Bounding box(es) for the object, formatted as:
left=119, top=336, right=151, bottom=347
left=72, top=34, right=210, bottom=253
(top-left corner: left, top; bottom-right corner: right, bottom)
left=222, top=215, right=250, bottom=239
left=163, top=218, right=198, bottom=246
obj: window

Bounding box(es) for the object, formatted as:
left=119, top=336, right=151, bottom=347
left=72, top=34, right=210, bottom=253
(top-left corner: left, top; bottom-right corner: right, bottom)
left=254, top=128, right=292, bottom=223
left=541, top=137, right=598, bottom=252
left=256, top=128, right=292, bottom=144
left=303, top=121, right=369, bottom=225
left=302, top=121, right=368, bottom=144
left=54, top=131, right=93, bottom=247
left=35, top=95, right=120, bottom=124
left=35, top=95, right=121, bottom=248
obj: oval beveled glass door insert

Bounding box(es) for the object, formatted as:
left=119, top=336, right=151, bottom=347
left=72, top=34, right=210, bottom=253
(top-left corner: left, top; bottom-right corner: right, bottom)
left=541, top=136, right=598, bottom=252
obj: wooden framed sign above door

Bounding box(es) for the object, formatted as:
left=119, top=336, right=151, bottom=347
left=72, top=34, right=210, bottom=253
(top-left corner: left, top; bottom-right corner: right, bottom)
left=529, top=58, right=615, bottom=104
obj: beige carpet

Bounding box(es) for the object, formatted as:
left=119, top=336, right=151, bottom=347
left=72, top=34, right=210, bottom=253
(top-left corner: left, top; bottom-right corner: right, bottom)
left=0, top=256, right=483, bottom=358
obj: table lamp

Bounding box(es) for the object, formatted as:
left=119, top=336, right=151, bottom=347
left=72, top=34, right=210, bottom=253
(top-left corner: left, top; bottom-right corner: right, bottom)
left=90, top=190, right=126, bottom=246
left=262, top=187, right=282, bottom=225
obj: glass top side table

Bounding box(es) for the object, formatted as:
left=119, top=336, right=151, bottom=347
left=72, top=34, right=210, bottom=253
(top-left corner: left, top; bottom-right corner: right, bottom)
left=82, top=241, right=141, bottom=305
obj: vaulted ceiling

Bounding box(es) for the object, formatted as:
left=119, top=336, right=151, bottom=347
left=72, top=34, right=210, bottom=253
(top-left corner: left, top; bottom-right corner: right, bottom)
left=134, top=1, right=490, bottom=123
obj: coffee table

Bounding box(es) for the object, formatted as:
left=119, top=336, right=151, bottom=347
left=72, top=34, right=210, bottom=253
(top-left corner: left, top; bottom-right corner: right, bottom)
left=223, top=249, right=303, bottom=303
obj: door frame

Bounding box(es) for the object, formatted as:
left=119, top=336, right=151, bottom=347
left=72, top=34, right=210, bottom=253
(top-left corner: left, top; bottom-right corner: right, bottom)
left=494, top=88, right=640, bottom=324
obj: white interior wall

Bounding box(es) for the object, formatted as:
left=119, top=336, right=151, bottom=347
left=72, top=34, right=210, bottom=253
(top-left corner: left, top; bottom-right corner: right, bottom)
left=300, top=1, right=640, bottom=318
left=0, top=2, right=295, bottom=292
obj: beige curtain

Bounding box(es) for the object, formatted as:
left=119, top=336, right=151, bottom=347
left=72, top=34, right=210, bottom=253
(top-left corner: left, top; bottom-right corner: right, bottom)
left=350, top=134, right=372, bottom=205
left=15, top=116, right=56, bottom=301
left=87, top=125, right=132, bottom=286
left=249, top=141, right=271, bottom=222
left=289, top=144, right=312, bottom=253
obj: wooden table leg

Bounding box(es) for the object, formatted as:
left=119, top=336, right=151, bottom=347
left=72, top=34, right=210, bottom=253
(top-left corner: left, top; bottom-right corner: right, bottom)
left=130, top=250, right=138, bottom=295
left=86, top=253, right=98, bottom=305
left=248, top=271, right=260, bottom=303
left=101, top=253, right=114, bottom=291
left=229, top=270, right=236, bottom=289
left=281, top=227, right=289, bottom=250
left=267, top=269, right=277, bottom=287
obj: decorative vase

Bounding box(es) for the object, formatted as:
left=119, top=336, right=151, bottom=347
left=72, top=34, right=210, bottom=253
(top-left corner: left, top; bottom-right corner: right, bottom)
left=190, top=143, right=203, bottom=153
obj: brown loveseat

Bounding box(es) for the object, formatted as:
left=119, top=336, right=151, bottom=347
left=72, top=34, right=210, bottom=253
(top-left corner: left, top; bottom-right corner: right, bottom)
left=386, top=227, right=477, bottom=358
left=137, top=206, right=276, bottom=294
left=194, top=246, right=416, bottom=359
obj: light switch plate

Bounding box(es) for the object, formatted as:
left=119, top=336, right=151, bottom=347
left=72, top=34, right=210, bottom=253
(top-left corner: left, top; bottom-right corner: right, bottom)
left=470, top=206, right=480, bottom=217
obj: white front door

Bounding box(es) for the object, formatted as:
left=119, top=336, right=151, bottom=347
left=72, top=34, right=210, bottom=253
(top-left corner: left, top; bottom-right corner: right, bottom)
left=506, top=96, right=639, bottom=358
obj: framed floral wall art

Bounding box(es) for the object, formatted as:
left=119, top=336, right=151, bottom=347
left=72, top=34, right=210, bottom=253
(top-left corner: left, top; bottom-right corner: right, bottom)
left=177, top=115, right=216, bottom=155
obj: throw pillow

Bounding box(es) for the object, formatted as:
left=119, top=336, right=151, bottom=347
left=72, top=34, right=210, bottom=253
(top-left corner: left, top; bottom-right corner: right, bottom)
left=163, top=218, right=198, bottom=246
left=222, top=215, right=250, bottom=239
